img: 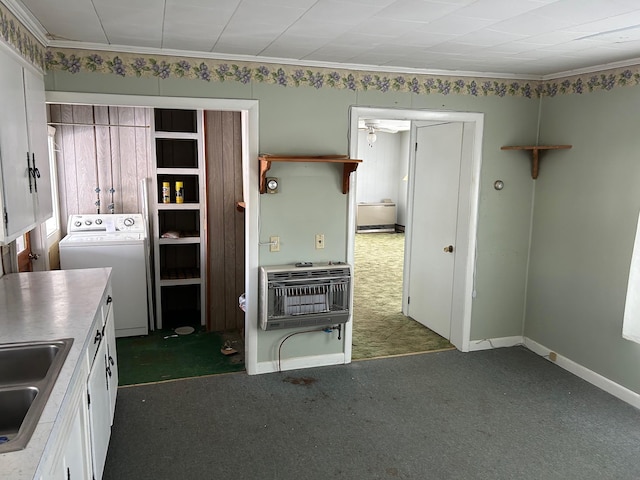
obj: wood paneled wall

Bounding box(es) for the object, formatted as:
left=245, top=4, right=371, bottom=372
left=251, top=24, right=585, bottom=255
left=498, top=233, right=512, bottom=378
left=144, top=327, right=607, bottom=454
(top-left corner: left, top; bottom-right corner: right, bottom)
left=205, top=111, right=245, bottom=332
left=49, top=105, right=152, bottom=234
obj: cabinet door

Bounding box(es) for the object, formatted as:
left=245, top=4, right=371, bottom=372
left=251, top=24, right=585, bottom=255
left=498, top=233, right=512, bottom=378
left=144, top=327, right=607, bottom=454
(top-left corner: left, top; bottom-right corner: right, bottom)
left=23, top=67, right=53, bottom=223
left=87, top=340, right=111, bottom=480
left=0, top=47, right=35, bottom=241
left=63, top=404, right=90, bottom=480
left=104, top=304, right=118, bottom=424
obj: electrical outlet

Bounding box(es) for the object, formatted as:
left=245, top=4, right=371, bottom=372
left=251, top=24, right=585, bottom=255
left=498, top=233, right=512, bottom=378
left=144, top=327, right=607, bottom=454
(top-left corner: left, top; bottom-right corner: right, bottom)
left=315, top=234, right=325, bottom=249
left=270, top=236, right=280, bottom=252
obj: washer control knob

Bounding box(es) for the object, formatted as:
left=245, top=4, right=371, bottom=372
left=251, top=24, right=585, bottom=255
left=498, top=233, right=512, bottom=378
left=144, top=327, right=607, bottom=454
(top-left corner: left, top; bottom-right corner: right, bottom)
left=95, top=219, right=103, bottom=225
left=123, top=217, right=134, bottom=227
left=85, top=220, right=92, bottom=226
left=74, top=221, right=82, bottom=227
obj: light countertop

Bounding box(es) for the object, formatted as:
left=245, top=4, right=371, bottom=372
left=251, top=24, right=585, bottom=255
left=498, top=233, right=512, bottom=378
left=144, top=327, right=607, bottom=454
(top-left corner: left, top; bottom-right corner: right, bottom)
left=0, top=267, right=112, bottom=479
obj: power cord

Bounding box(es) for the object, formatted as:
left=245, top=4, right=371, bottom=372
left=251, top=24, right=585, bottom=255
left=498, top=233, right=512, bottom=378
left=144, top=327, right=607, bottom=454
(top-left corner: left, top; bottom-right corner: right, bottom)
left=277, top=325, right=342, bottom=372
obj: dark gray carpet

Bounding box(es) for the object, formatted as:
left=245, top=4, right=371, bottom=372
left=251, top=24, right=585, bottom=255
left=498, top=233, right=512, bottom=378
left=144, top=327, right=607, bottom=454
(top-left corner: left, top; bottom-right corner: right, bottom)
left=104, top=347, right=640, bottom=480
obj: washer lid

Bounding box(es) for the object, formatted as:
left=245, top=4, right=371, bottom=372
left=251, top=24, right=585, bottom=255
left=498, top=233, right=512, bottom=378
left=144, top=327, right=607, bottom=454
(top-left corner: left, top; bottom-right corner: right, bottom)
left=60, top=233, right=144, bottom=245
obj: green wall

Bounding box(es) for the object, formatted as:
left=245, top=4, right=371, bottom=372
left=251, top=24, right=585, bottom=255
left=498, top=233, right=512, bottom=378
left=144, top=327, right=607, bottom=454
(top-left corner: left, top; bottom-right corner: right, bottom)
left=529, top=87, right=640, bottom=393
left=45, top=69, right=539, bottom=364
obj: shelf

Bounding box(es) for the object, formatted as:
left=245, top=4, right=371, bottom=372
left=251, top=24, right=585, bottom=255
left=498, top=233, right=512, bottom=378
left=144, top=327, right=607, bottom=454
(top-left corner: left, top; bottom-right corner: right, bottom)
left=152, top=108, right=207, bottom=330
left=156, top=168, right=200, bottom=176
left=154, top=131, right=199, bottom=140
left=157, top=202, right=201, bottom=210
left=158, top=236, right=200, bottom=245
left=258, top=155, right=363, bottom=194
left=160, top=278, right=203, bottom=287
left=501, top=145, right=572, bottom=179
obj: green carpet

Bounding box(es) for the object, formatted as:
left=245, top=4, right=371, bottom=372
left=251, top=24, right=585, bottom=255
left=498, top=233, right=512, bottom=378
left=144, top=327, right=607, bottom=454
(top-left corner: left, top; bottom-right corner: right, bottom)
left=352, top=232, right=454, bottom=360
left=116, top=328, right=244, bottom=386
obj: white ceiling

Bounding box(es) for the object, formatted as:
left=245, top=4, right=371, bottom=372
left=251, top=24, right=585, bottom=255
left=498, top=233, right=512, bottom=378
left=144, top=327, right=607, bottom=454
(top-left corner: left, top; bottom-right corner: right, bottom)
left=10, top=0, right=640, bottom=78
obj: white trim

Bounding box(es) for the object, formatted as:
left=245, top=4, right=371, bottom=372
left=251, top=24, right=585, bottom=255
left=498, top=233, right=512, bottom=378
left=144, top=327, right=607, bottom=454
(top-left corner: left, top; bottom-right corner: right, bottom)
left=541, top=56, right=640, bottom=81
left=468, top=336, right=524, bottom=351
left=43, top=92, right=261, bottom=376
left=524, top=338, right=640, bottom=411
left=255, top=353, right=346, bottom=375
left=347, top=107, right=484, bottom=357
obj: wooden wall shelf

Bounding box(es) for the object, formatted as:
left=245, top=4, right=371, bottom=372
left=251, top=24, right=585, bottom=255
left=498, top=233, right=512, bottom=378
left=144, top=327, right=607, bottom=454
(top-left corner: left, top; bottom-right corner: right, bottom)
left=259, top=155, right=363, bottom=194
left=501, top=145, right=572, bottom=179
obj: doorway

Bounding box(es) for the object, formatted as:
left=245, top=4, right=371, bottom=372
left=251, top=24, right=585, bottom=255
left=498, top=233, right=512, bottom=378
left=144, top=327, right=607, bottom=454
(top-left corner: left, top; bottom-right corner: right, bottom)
left=346, top=107, right=484, bottom=361
left=351, top=119, right=452, bottom=359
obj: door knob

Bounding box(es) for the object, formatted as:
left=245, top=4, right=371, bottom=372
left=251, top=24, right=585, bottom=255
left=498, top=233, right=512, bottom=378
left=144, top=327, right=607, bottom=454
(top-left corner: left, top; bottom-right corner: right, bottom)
left=444, top=245, right=454, bottom=253
left=28, top=252, right=40, bottom=260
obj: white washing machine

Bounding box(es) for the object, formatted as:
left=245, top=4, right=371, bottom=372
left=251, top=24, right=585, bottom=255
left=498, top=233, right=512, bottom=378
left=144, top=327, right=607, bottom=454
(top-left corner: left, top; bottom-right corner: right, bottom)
left=59, top=214, right=150, bottom=338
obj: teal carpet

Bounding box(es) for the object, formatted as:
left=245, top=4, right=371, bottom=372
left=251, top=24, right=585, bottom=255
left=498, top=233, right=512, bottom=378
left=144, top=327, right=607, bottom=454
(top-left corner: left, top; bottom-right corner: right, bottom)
left=116, top=328, right=244, bottom=386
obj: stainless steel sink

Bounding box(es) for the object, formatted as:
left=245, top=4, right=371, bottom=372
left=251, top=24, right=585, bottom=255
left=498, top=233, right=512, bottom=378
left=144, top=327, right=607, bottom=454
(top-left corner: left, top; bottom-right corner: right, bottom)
left=0, top=339, right=73, bottom=453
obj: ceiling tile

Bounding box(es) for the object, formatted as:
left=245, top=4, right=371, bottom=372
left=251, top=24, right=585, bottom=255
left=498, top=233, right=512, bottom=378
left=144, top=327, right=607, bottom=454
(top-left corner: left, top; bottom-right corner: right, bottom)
left=18, top=0, right=108, bottom=43
left=374, top=0, right=462, bottom=24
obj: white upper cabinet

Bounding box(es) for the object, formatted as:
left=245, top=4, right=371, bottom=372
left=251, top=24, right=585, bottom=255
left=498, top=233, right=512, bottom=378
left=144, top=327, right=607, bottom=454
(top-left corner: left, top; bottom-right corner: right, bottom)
left=24, top=66, right=53, bottom=223
left=0, top=45, right=52, bottom=244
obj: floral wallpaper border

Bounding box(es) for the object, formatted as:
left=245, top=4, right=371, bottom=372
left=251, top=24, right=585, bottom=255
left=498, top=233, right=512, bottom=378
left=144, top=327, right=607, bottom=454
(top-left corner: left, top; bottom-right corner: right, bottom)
left=46, top=48, right=542, bottom=98
left=46, top=48, right=640, bottom=99
left=0, top=2, right=45, bottom=71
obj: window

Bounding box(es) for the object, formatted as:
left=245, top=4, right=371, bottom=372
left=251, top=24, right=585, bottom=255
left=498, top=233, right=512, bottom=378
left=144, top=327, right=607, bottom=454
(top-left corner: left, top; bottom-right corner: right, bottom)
left=44, top=126, right=60, bottom=237
left=623, top=209, right=640, bottom=344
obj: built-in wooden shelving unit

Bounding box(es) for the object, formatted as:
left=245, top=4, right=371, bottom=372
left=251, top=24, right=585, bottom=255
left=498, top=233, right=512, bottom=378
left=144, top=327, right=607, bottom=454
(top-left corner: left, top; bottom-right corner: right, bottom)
left=258, top=155, right=363, bottom=194
left=501, top=145, right=572, bottom=179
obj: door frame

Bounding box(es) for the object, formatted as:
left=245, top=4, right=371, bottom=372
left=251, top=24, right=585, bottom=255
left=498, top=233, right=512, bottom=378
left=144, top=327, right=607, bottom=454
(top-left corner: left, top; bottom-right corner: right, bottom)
left=347, top=106, right=484, bottom=358
left=45, top=92, right=261, bottom=375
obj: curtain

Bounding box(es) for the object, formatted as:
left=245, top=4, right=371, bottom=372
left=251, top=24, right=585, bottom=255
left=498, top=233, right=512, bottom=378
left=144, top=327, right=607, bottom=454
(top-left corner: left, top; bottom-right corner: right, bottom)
left=623, top=209, right=640, bottom=344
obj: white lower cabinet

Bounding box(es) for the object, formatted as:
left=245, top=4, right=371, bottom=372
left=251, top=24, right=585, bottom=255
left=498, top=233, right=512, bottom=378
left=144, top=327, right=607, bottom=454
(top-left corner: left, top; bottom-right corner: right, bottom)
left=87, top=336, right=111, bottom=479
left=40, top=285, right=117, bottom=480
left=43, top=359, right=91, bottom=480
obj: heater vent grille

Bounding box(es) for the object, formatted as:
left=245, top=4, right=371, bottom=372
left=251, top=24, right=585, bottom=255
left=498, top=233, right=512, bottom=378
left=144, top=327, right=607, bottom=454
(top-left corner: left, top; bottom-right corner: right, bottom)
left=259, top=264, right=351, bottom=330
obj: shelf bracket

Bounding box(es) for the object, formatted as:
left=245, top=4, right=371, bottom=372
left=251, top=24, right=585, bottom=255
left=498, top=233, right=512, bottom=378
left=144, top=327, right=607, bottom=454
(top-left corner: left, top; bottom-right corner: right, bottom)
left=501, top=145, right=572, bottom=179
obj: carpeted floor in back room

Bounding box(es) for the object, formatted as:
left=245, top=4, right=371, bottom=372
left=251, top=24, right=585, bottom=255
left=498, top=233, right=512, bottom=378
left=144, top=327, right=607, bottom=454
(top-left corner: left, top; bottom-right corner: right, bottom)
left=351, top=232, right=454, bottom=360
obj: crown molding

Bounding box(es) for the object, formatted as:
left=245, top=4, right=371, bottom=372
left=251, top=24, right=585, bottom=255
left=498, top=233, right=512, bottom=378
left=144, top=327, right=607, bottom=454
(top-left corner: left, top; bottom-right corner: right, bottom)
left=1, top=0, right=49, bottom=47
left=542, top=56, right=640, bottom=81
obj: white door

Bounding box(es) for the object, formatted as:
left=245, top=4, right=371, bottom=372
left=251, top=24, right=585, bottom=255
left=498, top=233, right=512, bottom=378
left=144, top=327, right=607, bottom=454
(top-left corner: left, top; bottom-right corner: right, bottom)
left=0, top=48, right=36, bottom=240
left=104, top=304, right=118, bottom=424
left=87, top=340, right=111, bottom=480
left=406, top=122, right=463, bottom=339
left=23, top=67, right=53, bottom=223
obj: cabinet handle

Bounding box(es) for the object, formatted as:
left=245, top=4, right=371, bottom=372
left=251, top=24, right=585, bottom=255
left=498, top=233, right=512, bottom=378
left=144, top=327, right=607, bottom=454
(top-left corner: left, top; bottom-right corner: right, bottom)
left=32, top=153, right=39, bottom=192
left=108, top=355, right=115, bottom=366
left=94, top=330, right=102, bottom=344
left=26, top=153, right=33, bottom=193
left=107, top=295, right=113, bottom=304
left=106, top=364, right=112, bottom=377
left=67, top=467, right=71, bottom=480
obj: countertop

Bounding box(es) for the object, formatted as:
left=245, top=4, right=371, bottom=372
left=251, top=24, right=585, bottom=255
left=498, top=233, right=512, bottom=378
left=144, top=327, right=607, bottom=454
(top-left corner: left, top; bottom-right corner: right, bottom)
left=0, top=267, right=112, bottom=479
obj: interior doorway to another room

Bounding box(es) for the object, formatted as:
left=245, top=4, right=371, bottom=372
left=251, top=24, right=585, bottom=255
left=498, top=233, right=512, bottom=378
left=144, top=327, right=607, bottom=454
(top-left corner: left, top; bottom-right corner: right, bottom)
left=347, top=107, right=484, bottom=361
left=351, top=119, right=453, bottom=359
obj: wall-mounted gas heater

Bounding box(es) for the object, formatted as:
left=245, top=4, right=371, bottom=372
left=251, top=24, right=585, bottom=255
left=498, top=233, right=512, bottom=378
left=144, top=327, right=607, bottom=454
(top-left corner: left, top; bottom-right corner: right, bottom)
left=259, top=263, right=352, bottom=330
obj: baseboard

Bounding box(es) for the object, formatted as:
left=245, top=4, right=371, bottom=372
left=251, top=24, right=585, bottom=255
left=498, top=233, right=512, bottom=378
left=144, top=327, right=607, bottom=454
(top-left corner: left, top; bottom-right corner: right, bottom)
left=524, top=337, right=640, bottom=410
left=468, top=336, right=524, bottom=351
left=255, top=353, right=346, bottom=375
